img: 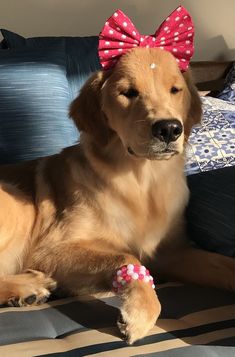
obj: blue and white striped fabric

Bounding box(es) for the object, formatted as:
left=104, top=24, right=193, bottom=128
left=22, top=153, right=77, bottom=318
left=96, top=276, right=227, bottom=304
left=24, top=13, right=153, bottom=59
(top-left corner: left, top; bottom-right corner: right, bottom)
left=1, top=282, right=235, bottom=356
left=0, top=48, right=79, bottom=164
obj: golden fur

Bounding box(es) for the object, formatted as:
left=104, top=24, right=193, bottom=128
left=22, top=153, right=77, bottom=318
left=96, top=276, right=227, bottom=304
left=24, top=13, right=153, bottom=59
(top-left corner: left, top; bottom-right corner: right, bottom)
left=1, top=48, right=235, bottom=344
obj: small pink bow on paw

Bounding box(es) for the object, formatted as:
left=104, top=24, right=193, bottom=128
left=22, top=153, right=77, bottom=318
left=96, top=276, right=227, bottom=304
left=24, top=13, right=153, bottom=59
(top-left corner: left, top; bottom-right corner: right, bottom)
left=98, top=6, right=194, bottom=72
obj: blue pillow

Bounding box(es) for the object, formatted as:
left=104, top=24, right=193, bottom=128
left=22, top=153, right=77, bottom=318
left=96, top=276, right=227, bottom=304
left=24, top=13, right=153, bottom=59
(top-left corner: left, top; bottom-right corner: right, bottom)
left=0, top=47, right=79, bottom=164
left=214, top=62, right=235, bottom=102
left=1, top=29, right=101, bottom=99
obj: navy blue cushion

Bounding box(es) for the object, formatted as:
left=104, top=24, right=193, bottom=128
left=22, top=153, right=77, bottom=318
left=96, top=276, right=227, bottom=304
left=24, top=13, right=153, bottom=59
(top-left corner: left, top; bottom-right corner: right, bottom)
left=212, top=62, right=235, bottom=103
left=0, top=47, right=79, bottom=164
left=1, top=29, right=26, bottom=48
left=1, top=29, right=101, bottom=99
left=0, top=39, right=8, bottom=49
left=187, top=166, right=235, bottom=257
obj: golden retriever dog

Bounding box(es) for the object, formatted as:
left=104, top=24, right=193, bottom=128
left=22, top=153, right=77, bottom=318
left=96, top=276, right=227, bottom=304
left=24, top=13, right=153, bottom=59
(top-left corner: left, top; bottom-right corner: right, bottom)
left=1, top=48, right=235, bottom=344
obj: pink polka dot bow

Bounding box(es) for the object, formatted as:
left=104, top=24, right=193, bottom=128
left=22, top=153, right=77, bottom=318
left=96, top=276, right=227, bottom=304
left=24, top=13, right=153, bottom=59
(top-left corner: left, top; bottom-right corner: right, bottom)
left=98, top=6, right=194, bottom=72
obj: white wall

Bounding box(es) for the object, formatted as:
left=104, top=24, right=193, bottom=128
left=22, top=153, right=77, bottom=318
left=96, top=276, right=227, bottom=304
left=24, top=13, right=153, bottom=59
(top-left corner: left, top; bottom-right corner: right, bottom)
left=0, top=0, right=235, bottom=61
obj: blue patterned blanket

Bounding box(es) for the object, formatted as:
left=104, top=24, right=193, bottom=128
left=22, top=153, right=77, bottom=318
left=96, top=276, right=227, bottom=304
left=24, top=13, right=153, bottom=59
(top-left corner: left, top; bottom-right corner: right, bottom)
left=186, top=96, right=235, bottom=175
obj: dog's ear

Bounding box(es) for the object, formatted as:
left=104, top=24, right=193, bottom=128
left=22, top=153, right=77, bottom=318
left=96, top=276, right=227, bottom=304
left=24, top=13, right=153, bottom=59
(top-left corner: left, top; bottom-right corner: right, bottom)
left=70, top=71, right=112, bottom=145
left=183, top=70, right=202, bottom=140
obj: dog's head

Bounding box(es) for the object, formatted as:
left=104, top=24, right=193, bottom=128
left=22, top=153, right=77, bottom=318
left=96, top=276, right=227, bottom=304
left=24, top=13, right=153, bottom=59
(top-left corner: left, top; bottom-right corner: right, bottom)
left=70, top=48, right=201, bottom=160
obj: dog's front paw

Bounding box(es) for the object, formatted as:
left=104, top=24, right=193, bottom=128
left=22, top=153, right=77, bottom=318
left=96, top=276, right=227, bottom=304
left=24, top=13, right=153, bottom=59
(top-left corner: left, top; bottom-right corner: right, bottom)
left=5, top=270, right=57, bottom=307
left=118, top=281, right=161, bottom=344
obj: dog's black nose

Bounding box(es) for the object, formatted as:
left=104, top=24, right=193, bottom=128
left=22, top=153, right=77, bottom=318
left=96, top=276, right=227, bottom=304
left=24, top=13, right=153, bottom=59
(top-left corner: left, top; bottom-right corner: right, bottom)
left=152, top=119, right=183, bottom=143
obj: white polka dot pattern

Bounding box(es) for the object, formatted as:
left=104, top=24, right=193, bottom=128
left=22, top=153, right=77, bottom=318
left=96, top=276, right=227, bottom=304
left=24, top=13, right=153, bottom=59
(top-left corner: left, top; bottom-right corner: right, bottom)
left=98, top=6, right=194, bottom=71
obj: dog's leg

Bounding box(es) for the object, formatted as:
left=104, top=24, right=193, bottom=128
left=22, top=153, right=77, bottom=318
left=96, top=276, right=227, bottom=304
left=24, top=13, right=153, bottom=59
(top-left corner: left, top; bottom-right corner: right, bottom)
left=0, top=270, right=57, bottom=306
left=29, top=240, right=161, bottom=344
left=154, top=245, right=235, bottom=291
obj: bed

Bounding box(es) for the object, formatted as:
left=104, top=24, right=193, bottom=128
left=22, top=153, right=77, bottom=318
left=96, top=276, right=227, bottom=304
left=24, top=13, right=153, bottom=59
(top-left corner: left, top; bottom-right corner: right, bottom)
left=0, top=60, right=235, bottom=357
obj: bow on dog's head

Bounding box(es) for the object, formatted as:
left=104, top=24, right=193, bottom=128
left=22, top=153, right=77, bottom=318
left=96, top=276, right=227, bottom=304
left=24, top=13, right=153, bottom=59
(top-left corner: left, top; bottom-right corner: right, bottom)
left=98, top=6, right=194, bottom=72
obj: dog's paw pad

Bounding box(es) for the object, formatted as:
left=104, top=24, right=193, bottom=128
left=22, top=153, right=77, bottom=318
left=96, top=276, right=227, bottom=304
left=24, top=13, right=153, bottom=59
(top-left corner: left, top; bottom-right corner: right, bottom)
left=8, top=294, right=38, bottom=307
left=7, top=291, right=50, bottom=307
left=8, top=297, right=22, bottom=307
left=24, top=294, right=37, bottom=305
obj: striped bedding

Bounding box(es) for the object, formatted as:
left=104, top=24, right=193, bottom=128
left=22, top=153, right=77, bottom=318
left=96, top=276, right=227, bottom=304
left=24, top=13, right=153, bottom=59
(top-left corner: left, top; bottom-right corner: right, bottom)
left=1, top=282, right=235, bottom=356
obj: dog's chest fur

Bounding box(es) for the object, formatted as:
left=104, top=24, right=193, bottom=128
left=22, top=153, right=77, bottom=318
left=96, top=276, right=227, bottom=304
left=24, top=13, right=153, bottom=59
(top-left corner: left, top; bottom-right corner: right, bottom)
left=72, top=156, right=190, bottom=258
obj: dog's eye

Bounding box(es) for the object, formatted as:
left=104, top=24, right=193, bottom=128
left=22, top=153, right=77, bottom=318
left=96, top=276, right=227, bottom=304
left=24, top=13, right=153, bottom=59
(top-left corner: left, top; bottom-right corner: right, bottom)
left=171, top=86, right=181, bottom=94
left=121, top=88, right=139, bottom=98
